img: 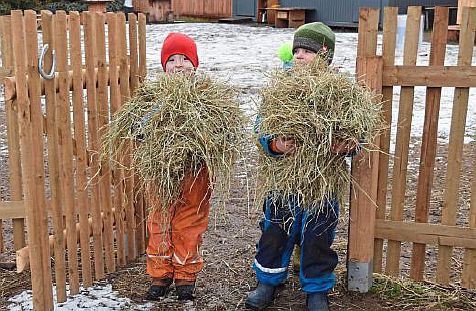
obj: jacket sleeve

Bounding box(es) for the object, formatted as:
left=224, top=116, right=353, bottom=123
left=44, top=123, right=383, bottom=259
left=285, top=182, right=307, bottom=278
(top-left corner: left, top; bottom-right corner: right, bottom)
left=342, top=140, right=364, bottom=157
left=254, top=115, right=283, bottom=158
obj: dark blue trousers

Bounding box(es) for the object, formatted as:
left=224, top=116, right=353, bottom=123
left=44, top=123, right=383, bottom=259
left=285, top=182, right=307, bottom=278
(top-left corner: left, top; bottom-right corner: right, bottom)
left=252, top=195, right=339, bottom=293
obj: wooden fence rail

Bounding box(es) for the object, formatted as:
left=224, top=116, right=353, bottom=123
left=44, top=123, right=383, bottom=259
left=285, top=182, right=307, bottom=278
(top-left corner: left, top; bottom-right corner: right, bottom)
left=0, top=10, right=147, bottom=310
left=350, top=6, right=476, bottom=291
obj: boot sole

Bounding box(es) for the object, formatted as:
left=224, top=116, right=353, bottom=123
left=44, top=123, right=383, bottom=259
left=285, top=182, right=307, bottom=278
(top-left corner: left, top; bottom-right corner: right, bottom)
left=245, top=300, right=272, bottom=310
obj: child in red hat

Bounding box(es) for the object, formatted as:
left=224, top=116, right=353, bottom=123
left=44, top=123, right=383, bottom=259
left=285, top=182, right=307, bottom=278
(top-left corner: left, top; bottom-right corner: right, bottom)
left=144, top=32, right=209, bottom=302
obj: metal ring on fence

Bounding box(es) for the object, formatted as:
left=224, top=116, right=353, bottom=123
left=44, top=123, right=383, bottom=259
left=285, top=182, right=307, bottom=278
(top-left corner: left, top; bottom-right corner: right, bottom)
left=38, top=44, right=56, bottom=80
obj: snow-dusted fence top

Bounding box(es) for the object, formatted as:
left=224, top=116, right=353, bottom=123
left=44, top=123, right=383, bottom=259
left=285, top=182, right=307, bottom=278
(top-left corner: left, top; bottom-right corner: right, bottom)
left=349, top=6, right=476, bottom=292
left=0, top=10, right=147, bottom=310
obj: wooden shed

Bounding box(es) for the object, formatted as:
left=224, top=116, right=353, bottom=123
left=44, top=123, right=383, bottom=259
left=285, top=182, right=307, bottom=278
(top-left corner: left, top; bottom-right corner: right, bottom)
left=133, top=0, right=173, bottom=22
left=171, top=0, right=233, bottom=19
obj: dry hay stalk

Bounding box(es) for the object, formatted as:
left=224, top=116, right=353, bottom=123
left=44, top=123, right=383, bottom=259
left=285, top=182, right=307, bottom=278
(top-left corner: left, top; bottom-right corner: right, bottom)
left=372, top=273, right=476, bottom=310
left=102, top=73, right=247, bottom=212
left=256, top=58, right=383, bottom=213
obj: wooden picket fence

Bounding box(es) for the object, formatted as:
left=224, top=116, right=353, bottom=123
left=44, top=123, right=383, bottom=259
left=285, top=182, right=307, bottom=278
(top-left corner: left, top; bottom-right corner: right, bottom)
left=353, top=6, right=476, bottom=289
left=0, top=10, right=147, bottom=310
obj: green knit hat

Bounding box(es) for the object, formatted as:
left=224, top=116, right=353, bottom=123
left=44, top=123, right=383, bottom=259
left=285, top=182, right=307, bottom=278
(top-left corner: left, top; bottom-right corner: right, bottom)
left=293, top=22, right=336, bottom=62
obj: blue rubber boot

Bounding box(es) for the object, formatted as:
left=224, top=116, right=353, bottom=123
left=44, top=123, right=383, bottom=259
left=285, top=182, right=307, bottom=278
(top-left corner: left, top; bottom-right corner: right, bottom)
left=306, top=293, right=330, bottom=311
left=245, top=283, right=276, bottom=310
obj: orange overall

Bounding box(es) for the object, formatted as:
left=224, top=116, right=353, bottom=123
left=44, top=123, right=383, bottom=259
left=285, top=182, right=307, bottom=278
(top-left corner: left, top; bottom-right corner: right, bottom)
left=146, top=166, right=211, bottom=282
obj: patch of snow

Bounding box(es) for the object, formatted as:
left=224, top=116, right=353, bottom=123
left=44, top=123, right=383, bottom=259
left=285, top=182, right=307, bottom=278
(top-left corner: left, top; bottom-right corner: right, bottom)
left=7, top=283, right=153, bottom=311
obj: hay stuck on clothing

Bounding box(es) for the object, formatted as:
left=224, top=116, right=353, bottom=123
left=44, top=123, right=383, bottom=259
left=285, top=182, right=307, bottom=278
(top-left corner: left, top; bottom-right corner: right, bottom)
left=256, top=59, right=383, bottom=213
left=102, top=73, right=247, bottom=212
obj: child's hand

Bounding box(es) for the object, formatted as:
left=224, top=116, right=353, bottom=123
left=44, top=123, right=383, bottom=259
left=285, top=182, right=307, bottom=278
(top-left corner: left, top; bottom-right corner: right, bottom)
left=272, top=137, right=296, bottom=154
left=331, top=140, right=357, bottom=155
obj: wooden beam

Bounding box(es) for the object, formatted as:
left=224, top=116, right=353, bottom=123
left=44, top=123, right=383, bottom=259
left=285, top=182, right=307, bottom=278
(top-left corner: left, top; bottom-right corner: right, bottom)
left=375, top=220, right=476, bottom=248
left=16, top=208, right=118, bottom=273
left=382, top=65, right=476, bottom=87
left=3, top=66, right=119, bottom=101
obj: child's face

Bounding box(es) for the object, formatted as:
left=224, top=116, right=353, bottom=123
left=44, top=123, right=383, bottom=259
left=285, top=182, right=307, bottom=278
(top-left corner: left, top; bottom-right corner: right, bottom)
left=293, top=48, right=317, bottom=65
left=165, top=54, right=195, bottom=74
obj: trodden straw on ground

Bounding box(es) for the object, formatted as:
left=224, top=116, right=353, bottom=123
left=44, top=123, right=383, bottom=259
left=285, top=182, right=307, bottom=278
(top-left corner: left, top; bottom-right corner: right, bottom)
left=256, top=58, right=384, bottom=214
left=102, top=73, right=248, bottom=213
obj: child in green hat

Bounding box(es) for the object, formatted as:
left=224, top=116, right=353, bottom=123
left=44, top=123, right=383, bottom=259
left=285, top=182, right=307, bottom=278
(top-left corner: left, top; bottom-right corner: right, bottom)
left=246, top=22, right=356, bottom=311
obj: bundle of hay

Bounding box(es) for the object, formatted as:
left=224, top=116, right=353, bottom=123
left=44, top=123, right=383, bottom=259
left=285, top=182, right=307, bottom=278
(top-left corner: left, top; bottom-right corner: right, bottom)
left=256, top=59, right=383, bottom=213
left=102, top=73, right=247, bottom=212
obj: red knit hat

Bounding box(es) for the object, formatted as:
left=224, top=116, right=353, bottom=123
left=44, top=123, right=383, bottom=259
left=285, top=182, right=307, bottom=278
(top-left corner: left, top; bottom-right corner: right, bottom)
left=161, top=33, right=199, bottom=71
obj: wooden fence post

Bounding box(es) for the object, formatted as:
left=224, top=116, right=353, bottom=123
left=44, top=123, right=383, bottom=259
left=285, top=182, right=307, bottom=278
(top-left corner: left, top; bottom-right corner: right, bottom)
left=138, top=13, right=147, bottom=81
left=55, top=10, right=81, bottom=295
left=84, top=11, right=106, bottom=280
left=347, top=7, right=380, bottom=293
left=41, top=10, right=68, bottom=302
left=95, top=11, right=116, bottom=274
left=69, top=10, right=93, bottom=288
left=106, top=12, right=127, bottom=267
left=1, top=15, right=26, bottom=252
left=117, top=12, right=136, bottom=261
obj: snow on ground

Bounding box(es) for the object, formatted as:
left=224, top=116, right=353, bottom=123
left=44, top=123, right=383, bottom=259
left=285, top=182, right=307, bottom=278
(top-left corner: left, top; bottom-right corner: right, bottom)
left=4, top=22, right=476, bottom=310
left=8, top=283, right=154, bottom=311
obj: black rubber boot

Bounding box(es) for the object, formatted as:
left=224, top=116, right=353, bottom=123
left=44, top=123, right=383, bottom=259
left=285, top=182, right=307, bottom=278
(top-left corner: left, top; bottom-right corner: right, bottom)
left=306, top=292, right=330, bottom=311
left=245, top=283, right=276, bottom=310
left=176, top=284, right=195, bottom=301
left=145, top=278, right=173, bottom=300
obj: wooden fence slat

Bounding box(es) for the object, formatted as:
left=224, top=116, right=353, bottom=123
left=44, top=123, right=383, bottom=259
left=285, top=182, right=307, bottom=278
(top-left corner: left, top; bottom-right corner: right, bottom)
left=464, top=141, right=476, bottom=288
left=138, top=13, right=147, bottom=81
left=84, top=11, right=105, bottom=280
left=10, top=13, right=45, bottom=307
left=55, top=10, right=80, bottom=295
left=348, top=7, right=380, bottom=293
left=410, top=7, right=449, bottom=282
left=356, top=8, right=379, bottom=57
left=106, top=12, right=126, bottom=267
left=69, top=10, right=93, bottom=288
left=135, top=192, right=146, bottom=255
left=374, top=6, right=398, bottom=274
left=1, top=15, right=26, bottom=251
left=95, top=12, right=116, bottom=274
left=437, top=6, right=476, bottom=285
left=40, top=10, right=67, bottom=302
left=382, top=66, right=476, bottom=87
left=19, top=10, right=54, bottom=310
left=137, top=14, right=147, bottom=254
left=128, top=12, right=145, bottom=256
left=386, top=6, right=422, bottom=277
left=25, top=10, right=55, bottom=309
left=118, top=12, right=136, bottom=261
left=128, top=13, right=139, bottom=92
